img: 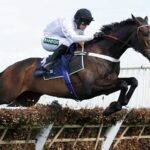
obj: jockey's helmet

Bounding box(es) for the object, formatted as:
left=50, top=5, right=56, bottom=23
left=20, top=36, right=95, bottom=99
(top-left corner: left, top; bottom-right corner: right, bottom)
left=74, top=8, right=94, bottom=29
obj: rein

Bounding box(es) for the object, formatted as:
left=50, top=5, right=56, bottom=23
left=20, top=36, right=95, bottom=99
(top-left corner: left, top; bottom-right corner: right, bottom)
left=104, top=33, right=133, bottom=49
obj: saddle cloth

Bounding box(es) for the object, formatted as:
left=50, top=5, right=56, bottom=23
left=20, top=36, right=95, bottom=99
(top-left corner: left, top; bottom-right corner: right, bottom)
left=42, top=45, right=85, bottom=80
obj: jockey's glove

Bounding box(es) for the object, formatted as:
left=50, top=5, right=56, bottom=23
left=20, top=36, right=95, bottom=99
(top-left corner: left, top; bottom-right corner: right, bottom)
left=94, top=32, right=105, bottom=39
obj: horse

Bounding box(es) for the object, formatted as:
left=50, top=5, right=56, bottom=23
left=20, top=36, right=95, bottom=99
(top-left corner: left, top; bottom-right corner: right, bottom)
left=0, top=14, right=150, bottom=116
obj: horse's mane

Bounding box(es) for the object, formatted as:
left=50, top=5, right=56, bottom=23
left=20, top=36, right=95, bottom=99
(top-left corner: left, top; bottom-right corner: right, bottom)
left=101, top=17, right=144, bottom=34
left=101, top=18, right=135, bottom=34
left=85, top=17, right=143, bottom=46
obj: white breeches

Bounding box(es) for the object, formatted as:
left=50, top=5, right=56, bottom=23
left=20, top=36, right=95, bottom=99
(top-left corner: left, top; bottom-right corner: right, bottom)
left=41, top=36, right=71, bottom=51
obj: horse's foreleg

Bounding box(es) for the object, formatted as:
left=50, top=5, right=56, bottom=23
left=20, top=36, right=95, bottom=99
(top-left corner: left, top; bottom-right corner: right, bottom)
left=118, top=77, right=138, bottom=106
left=103, top=77, right=138, bottom=116
left=93, top=77, right=138, bottom=116
left=94, top=79, right=127, bottom=115
left=102, top=79, right=129, bottom=116
left=93, top=78, right=128, bottom=96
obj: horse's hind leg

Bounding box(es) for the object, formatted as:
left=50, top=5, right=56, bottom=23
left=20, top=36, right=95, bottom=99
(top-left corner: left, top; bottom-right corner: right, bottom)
left=0, top=88, right=16, bottom=105
left=0, top=92, right=21, bottom=106
left=0, top=82, right=26, bottom=106
left=15, top=91, right=42, bottom=106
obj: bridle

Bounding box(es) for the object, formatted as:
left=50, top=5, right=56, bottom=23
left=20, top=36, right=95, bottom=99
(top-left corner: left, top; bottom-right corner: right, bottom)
left=137, top=24, right=150, bottom=32
left=137, top=24, right=150, bottom=41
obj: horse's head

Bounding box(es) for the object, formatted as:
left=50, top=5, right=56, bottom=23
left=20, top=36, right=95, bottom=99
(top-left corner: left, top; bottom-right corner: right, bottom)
left=129, top=14, right=150, bottom=60
left=95, top=15, right=150, bottom=60
left=86, top=15, right=150, bottom=61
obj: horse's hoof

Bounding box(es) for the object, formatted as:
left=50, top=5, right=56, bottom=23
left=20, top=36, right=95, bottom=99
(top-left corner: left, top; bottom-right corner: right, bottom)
left=121, top=98, right=128, bottom=106
left=103, top=102, right=122, bottom=116
left=103, top=107, right=115, bottom=116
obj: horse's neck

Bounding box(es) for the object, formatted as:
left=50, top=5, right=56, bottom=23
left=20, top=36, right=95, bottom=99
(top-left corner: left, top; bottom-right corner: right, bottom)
left=101, top=26, right=135, bottom=59
left=85, top=38, right=128, bottom=59
left=85, top=25, right=136, bottom=59
left=103, top=39, right=128, bottom=59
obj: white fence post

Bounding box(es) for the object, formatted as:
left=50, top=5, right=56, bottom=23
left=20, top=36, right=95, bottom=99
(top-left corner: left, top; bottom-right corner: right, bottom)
left=35, top=123, right=54, bottom=150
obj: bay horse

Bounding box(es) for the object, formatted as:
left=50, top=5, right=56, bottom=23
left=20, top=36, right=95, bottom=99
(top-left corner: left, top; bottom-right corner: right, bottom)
left=0, top=15, right=150, bottom=116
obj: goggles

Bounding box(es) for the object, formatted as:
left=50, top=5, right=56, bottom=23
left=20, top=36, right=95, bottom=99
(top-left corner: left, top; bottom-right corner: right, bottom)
left=80, top=19, right=92, bottom=25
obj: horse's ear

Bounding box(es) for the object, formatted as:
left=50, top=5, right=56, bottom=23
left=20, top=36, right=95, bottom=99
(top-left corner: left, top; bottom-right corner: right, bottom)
left=131, top=14, right=135, bottom=20
left=144, top=16, right=148, bottom=23
left=131, top=14, right=141, bottom=25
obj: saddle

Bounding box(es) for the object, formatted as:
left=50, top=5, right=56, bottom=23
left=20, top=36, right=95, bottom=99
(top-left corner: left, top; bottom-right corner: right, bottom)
left=41, top=43, right=85, bottom=80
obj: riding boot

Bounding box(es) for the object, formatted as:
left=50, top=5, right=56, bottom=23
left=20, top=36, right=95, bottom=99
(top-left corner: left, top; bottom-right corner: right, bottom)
left=43, top=44, right=68, bottom=71
left=34, top=44, right=68, bottom=77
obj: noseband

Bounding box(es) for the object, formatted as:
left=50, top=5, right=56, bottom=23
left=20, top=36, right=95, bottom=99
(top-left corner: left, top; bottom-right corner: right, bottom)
left=136, top=25, right=150, bottom=42
left=137, top=24, right=150, bottom=32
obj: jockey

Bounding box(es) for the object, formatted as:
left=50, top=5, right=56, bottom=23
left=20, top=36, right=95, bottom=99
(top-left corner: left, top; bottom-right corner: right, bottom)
left=35, top=8, right=104, bottom=76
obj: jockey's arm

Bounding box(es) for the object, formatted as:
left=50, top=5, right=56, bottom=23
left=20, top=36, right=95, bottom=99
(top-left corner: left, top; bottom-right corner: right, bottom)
left=61, top=18, right=94, bottom=43
left=67, top=31, right=94, bottom=43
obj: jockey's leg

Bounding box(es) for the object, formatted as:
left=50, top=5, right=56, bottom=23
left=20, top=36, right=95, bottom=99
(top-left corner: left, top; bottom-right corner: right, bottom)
left=34, top=36, right=70, bottom=77
left=43, top=44, right=68, bottom=71
left=34, top=44, right=68, bottom=76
